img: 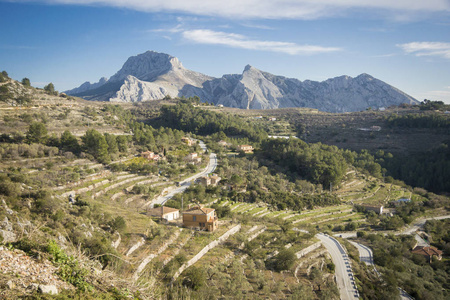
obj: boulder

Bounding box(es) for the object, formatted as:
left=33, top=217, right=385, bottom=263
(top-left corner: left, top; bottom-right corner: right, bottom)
left=38, top=284, right=58, bottom=295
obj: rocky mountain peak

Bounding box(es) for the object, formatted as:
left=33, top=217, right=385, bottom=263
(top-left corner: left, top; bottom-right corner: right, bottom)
left=67, top=50, right=418, bottom=112
left=109, top=51, right=183, bottom=83
left=243, top=64, right=254, bottom=72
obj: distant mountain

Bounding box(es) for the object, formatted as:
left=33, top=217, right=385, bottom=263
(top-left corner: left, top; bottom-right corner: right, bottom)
left=66, top=51, right=418, bottom=112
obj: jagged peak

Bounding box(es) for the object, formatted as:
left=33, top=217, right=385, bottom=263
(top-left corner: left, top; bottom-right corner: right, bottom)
left=243, top=64, right=253, bottom=72
left=109, top=51, right=184, bottom=82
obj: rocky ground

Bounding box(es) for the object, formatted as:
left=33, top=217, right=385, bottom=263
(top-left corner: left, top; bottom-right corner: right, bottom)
left=0, top=246, right=73, bottom=298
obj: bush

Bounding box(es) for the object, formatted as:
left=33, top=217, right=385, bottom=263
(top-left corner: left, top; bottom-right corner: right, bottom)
left=182, top=266, right=206, bottom=291
left=273, top=248, right=296, bottom=271
left=109, top=216, right=127, bottom=233
left=47, top=240, right=92, bottom=291
left=0, top=175, right=21, bottom=197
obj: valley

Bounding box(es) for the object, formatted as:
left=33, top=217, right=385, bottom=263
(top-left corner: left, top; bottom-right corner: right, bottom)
left=0, top=72, right=449, bottom=299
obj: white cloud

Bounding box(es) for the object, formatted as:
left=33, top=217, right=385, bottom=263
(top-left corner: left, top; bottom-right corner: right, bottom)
left=181, top=29, right=341, bottom=55
left=397, top=42, right=450, bottom=59
left=11, top=0, right=450, bottom=20
left=420, top=90, right=450, bottom=103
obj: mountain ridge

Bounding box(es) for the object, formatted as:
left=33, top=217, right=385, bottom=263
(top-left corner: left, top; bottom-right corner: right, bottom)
left=66, top=51, right=418, bottom=112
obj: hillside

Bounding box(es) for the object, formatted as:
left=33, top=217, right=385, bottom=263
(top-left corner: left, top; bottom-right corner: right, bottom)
left=0, top=74, right=449, bottom=299
left=66, top=51, right=418, bottom=112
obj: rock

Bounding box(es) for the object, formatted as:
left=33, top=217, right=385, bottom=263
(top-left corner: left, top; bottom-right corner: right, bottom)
left=6, top=280, right=15, bottom=289
left=58, top=233, right=67, bottom=244
left=66, top=50, right=418, bottom=112
left=38, top=284, right=58, bottom=295
left=1, top=217, right=13, bottom=231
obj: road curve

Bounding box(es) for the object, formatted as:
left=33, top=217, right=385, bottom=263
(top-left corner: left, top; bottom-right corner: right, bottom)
left=316, top=233, right=359, bottom=300
left=397, top=215, right=450, bottom=235
left=334, top=215, right=450, bottom=239
left=149, top=140, right=217, bottom=207
left=349, top=241, right=414, bottom=300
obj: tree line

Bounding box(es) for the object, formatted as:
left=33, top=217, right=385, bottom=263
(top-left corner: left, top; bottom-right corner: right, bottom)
left=385, top=113, right=450, bottom=129
left=156, top=102, right=267, bottom=142
left=257, top=138, right=384, bottom=188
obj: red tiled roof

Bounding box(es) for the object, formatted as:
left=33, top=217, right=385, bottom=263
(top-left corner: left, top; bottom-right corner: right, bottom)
left=412, top=246, right=443, bottom=257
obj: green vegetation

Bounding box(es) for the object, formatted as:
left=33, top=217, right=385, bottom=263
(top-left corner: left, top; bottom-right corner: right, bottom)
left=382, top=140, right=450, bottom=193
left=21, top=77, right=31, bottom=87
left=0, top=74, right=448, bottom=299
left=423, top=219, right=450, bottom=255
left=258, top=138, right=384, bottom=187
left=385, top=113, right=450, bottom=129
left=419, top=99, right=450, bottom=111
left=355, top=233, right=449, bottom=300
left=157, top=101, right=267, bottom=142
left=44, top=82, right=57, bottom=95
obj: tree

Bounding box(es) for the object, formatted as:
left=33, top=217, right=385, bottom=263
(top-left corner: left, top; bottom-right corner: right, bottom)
left=104, top=133, right=118, bottom=154
left=109, top=216, right=126, bottom=233
left=44, top=83, right=56, bottom=95
left=116, top=135, right=128, bottom=152
left=0, top=85, right=11, bottom=102
left=21, top=78, right=31, bottom=87
left=26, top=122, right=48, bottom=144
left=60, top=130, right=80, bottom=153
left=82, top=129, right=110, bottom=163
left=0, top=71, right=8, bottom=82
left=274, top=248, right=296, bottom=271
left=182, top=266, right=206, bottom=291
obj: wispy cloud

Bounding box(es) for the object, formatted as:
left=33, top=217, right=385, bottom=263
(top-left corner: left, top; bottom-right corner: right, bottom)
left=182, top=29, right=342, bottom=55
left=372, top=53, right=397, bottom=58
left=397, top=42, right=450, bottom=59
left=9, top=1, right=450, bottom=20
left=240, top=23, right=275, bottom=30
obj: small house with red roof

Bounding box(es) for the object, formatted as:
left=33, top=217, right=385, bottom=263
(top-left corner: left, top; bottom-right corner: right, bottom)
left=412, top=246, right=443, bottom=263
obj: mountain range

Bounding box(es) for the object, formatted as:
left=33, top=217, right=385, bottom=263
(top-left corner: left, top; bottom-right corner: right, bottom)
left=66, top=51, right=418, bottom=112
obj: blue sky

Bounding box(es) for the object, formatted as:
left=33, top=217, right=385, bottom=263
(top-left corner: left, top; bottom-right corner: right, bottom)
left=1, top=0, right=449, bottom=103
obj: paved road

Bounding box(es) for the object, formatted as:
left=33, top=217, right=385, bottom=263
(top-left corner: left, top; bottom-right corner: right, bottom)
left=349, top=240, right=415, bottom=300
left=149, top=141, right=217, bottom=207
left=348, top=241, right=375, bottom=266
left=316, top=233, right=359, bottom=300
left=397, top=215, right=450, bottom=235
left=334, top=215, right=450, bottom=239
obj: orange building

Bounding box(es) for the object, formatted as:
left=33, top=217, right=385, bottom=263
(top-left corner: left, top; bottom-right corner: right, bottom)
left=182, top=205, right=218, bottom=231
left=237, top=145, right=254, bottom=153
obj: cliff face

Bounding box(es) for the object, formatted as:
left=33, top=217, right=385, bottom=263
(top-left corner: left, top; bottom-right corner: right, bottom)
left=66, top=51, right=418, bottom=112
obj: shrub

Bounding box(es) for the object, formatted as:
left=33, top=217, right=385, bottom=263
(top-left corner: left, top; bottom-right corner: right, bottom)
left=47, top=240, right=92, bottom=291
left=109, top=216, right=127, bottom=233
left=182, top=266, right=206, bottom=291
left=273, top=248, right=296, bottom=271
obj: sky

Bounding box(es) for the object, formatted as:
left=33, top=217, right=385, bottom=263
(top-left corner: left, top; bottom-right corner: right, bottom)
left=0, top=0, right=449, bottom=103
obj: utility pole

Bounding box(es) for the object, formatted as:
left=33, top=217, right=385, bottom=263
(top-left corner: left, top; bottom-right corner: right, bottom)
left=181, top=196, right=184, bottom=212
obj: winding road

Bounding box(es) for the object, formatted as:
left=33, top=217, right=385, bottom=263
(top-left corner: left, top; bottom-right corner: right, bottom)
left=341, top=215, right=450, bottom=300
left=316, top=233, right=359, bottom=300
left=149, top=140, right=217, bottom=207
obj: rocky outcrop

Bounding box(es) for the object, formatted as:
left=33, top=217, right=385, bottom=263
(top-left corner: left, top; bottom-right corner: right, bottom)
left=0, top=246, right=73, bottom=298
left=67, top=51, right=211, bottom=103
left=67, top=51, right=418, bottom=112
left=187, top=67, right=417, bottom=112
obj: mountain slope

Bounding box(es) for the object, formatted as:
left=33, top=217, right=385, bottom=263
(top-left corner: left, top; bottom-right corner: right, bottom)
left=66, top=51, right=418, bottom=112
